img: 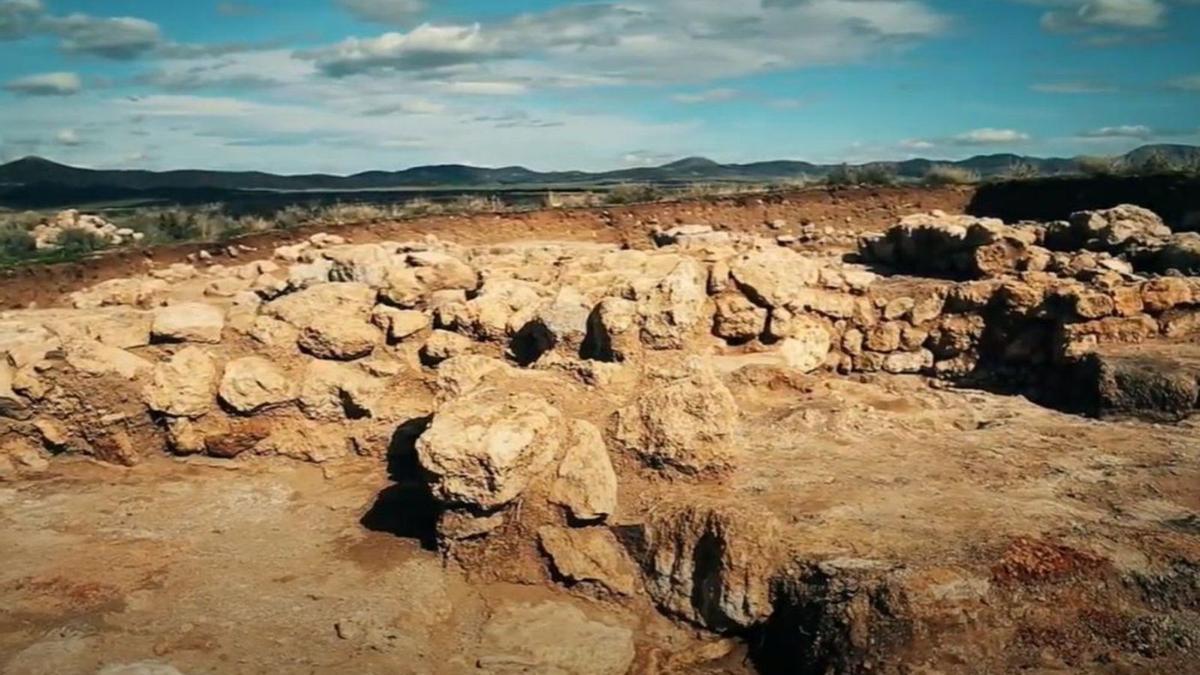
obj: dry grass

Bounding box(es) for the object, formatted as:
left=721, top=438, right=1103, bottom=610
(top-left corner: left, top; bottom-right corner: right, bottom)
left=923, top=165, right=980, bottom=186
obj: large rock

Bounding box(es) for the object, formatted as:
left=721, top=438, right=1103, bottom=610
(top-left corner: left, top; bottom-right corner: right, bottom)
left=777, top=317, right=831, bottom=373
left=729, top=248, right=820, bottom=309
left=142, top=347, right=217, bottom=418
left=644, top=503, right=781, bottom=631
left=297, top=315, right=378, bottom=360
left=70, top=278, right=168, bottom=309
left=713, top=293, right=767, bottom=342
left=416, top=388, right=565, bottom=511
left=63, top=340, right=152, bottom=380
left=637, top=258, right=709, bottom=350
left=218, top=357, right=294, bottom=413
left=538, top=526, right=639, bottom=595
left=549, top=419, right=617, bottom=522
left=610, top=360, right=739, bottom=475
left=151, top=303, right=225, bottom=344
left=298, top=360, right=384, bottom=421
left=475, top=601, right=635, bottom=675
left=263, top=283, right=376, bottom=326
left=1060, top=204, right=1171, bottom=252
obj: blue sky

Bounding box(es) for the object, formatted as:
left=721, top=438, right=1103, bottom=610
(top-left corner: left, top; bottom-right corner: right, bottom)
left=0, top=0, right=1197, bottom=172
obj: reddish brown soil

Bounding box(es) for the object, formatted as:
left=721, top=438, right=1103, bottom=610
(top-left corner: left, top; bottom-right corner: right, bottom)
left=0, top=186, right=972, bottom=310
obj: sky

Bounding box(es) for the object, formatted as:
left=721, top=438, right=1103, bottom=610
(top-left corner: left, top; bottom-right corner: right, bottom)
left=0, top=0, right=1197, bottom=173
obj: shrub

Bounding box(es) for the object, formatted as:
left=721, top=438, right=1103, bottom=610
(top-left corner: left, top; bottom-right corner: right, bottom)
left=604, top=183, right=661, bottom=205
left=0, top=228, right=37, bottom=260
left=824, top=164, right=858, bottom=186
left=1000, top=161, right=1041, bottom=180
left=857, top=164, right=898, bottom=186
left=155, top=209, right=202, bottom=241
left=56, top=228, right=107, bottom=256
left=922, top=165, right=980, bottom=186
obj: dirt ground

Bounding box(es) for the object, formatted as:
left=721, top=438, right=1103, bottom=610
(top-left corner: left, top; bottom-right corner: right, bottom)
left=0, top=186, right=972, bottom=311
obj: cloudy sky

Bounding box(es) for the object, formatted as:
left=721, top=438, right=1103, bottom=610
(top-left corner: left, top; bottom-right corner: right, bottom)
left=0, top=0, right=1197, bottom=172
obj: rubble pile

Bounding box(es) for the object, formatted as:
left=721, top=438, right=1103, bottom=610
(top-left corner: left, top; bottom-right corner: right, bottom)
left=30, top=209, right=144, bottom=250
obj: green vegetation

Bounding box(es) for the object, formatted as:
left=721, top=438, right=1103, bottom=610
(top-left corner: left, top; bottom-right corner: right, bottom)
left=922, top=165, right=980, bottom=186
left=824, top=164, right=897, bottom=187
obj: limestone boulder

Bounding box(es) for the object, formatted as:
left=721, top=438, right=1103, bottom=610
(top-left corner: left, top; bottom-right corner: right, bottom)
left=610, top=361, right=739, bottom=475
left=142, top=347, right=217, bottom=418
left=713, top=293, right=767, bottom=342
left=777, top=317, right=831, bottom=373
left=549, top=419, right=618, bottom=522
left=297, top=315, right=378, bottom=360
left=218, top=357, right=294, bottom=413
left=538, top=526, right=639, bottom=596
left=729, top=248, right=820, bottom=309
left=421, top=330, right=473, bottom=365
left=151, top=303, right=225, bottom=344
left=63, top=340, right=152, bottom=380
left=416, top=388, right=566, bottom=511
left=432, top=355, right=511, bottom=405
left=637, top=258, right=709, bottom=350
left=298, top=360, right=384, bottom=421
left=263, top=282, right=376, bottom=326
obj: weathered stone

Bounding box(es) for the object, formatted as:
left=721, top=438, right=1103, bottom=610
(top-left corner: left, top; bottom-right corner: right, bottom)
left=297, top=315, right=378, bottom=360
left=218, top=357, right=294, bottom=413
left=638, top=258, right=709, bottom=350
left=417, top=388, right=565, bottom=510
left=865, top=321, right=903, bottom=353
left=883, top=349, right=934, bottom=374
left=264, top=283, right=376, bottom=326
left=151, top=303, right=224, bottom=344
left=713, top=293, right=767, bottom=342
left=778, top=318, right=831, bottom=373
left=1140, top=278, right=1193, bottom=314
left=142, top=347, right=217, bottom=418
left=538, top=526, right=639, bottom=595
left=730, top=248, right=820, bottom=308
left=432, top=355, right=510, bottom=405
left=549, top=419, right=617, bottom=522
left=476, top=601, right=634, bottom=675
left=298, top=360, right=384, bottom=421
left=644, top=503, right=780, bottom=631
left=421, top=330, right=473, bottom=365
left=610, top=361, right=739, bottom=475
left=928, top=315, right=985, bottom=359
left=63, top=340, right=152, bottom=380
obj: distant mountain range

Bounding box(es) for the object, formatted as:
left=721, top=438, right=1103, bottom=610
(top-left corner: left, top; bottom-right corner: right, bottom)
left=1, top=145, right=1197, bottom=193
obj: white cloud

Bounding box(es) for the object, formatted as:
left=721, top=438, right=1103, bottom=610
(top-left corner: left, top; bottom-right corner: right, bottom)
left=304, top=23, right=503, bottom=77
left=1021, top=0, right=1167, bottom=33
left=0, top=0, right=41, bottom=40
left=337, top=0, right=425, bottom=25
left=899, top=138, right=935, bottom=150
left=1167, top=74, right=1200, bottom=92
left=1083, top=124, right=1154, bottom=138
left=56, top=128, right=81, bottom=146
left=302, top=0, right=949, bottom=84
left=1031, top=81, right=1118, bottom=93
left=671, top=88, right=740, bottom=104
left=950, top=128, right=1031, bottom=145
left=3, top=71, right=82, bottom=96
left=44, top=13, right=163, bottom=59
